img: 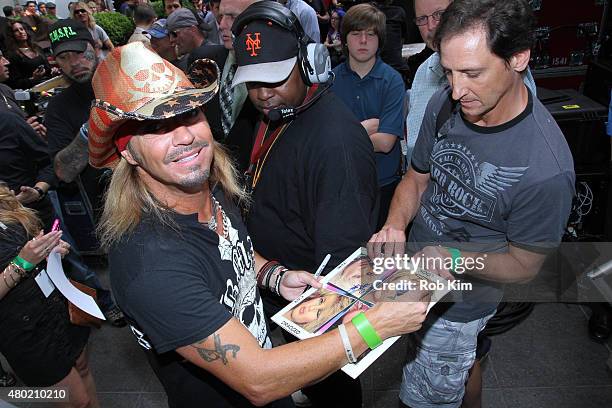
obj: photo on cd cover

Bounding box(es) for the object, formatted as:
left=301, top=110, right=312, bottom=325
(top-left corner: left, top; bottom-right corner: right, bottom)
left=272, top=248, right=452, bottom=378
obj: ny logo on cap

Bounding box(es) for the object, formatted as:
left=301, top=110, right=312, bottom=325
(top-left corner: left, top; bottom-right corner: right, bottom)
left=245, top=33, right=261, bottom=57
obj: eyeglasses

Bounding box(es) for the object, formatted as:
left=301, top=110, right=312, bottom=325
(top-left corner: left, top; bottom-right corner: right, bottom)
left=414, top=9, right=446, bottom=26
left=74, top=9, right=88, bottom=15
left=166, top=4, right=181, bottom=9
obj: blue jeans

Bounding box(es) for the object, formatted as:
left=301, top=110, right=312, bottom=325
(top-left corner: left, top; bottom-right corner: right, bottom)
left=48, top=190, right=114, bottom=311
left=399, top=309, right=496, bottom=408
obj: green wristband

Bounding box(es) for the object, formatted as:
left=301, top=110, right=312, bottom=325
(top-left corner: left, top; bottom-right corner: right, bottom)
left=447, top=247, right=462, bottom=274
left=352, top=312, right=383, bottom=350
left=13, top=256, right=35, bottom=272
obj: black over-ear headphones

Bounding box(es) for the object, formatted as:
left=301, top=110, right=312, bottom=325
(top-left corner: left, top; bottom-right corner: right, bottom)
left=231, top=1, right=331, bottom=86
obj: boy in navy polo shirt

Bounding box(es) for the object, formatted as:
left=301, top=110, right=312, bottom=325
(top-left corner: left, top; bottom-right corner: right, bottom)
left=331, top=3, right=405, bottom=229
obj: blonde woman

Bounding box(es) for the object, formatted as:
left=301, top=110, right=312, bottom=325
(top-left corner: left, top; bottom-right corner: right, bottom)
left=285, top=290, right=368, bottom=334
left=87, top=1, right=98, bottom=13
left=71, top=2, right=114, bottom=59
left=0, top=183, right=99, bottom=408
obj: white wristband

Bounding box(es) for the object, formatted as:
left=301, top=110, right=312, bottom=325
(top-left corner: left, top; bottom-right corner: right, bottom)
left=338, top=324, right=358, bottom=364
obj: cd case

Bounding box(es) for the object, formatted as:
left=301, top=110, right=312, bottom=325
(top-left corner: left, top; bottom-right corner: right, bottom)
left=272, top=248, right=452, bottom=378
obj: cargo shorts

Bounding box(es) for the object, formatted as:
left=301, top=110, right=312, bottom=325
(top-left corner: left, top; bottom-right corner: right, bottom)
left=399, top=309, right=496, bottom=408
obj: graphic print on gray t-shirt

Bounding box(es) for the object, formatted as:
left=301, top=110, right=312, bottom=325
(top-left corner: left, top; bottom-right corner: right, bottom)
left=428, top=140, right=528, bottom=225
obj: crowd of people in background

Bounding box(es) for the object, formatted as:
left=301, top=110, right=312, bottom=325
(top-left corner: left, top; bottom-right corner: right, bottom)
left=0, top=1, right=578, bottom=408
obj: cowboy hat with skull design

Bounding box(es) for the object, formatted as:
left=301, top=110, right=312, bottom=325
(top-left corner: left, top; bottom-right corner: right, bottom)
left=88, top=41, right=219, bottom=168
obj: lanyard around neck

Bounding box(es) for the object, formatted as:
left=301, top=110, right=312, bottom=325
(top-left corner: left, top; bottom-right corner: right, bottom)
left=246, top=85, right=319, bottom=189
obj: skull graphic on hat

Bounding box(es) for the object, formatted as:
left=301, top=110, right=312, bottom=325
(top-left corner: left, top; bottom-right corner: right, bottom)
left=120, top=47, right=179, bottom=102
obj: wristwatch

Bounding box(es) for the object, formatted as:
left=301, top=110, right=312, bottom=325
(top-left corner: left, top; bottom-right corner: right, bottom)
left=32, top=186, right=46, bottom=201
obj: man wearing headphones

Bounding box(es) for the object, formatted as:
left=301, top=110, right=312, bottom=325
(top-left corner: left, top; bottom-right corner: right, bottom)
left=232, top=2, right=378, bottom=406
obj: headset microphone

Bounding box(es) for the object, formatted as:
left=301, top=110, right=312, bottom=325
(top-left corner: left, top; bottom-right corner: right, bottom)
left=267, top=71, right=335, bottom=122
left=268, top=107, right=296, bottom=122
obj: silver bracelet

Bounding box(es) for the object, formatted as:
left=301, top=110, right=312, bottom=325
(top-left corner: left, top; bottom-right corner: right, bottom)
left=338, top=324, right=358, bottom=364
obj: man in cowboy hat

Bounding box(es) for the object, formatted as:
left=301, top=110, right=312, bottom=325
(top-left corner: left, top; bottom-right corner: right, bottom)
left=90, top=41, right=429, bottom=408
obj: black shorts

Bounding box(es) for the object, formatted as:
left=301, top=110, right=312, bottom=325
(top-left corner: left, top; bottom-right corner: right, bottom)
left=0, top=277, right=90, bottom=386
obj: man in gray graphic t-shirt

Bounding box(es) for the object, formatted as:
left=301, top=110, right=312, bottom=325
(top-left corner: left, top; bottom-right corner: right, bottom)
left=370, top=1, right=575, bottom=407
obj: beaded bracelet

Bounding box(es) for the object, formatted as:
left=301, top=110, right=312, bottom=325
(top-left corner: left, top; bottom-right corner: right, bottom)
left=9, top=262, right=27, bottom=278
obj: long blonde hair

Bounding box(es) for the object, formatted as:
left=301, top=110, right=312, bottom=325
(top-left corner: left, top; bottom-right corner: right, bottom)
left=286, top=292, right=353, bottom=333
left=0, top=184, right=41, bottom=238
left=97, top=141, right=248, bottom=248
left=71, top=2, right=96, bottom=30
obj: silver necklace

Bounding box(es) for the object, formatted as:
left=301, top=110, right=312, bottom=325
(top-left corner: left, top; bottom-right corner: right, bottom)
left=207, top=195, right=218, bottom=231
left=208, top=194, right=229, bottom=240
left=1, top=94, right=11, bottom=109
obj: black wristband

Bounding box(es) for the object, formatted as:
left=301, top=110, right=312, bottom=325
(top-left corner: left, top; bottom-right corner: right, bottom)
left=32, top=186, right=46, bottom=201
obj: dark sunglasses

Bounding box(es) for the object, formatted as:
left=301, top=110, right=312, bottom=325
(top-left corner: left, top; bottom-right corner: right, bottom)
left=74, top=9, right=88, bottom=15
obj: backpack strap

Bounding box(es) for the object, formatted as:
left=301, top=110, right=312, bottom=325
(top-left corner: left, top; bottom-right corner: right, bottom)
left=434, top=86, right=457, bottom=143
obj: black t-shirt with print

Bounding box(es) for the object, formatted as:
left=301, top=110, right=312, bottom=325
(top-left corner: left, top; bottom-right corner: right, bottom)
left=108, top=190, right=279, bottom=408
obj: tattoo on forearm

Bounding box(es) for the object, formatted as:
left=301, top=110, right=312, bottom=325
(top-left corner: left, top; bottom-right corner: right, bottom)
left=54, top=134, right=88, bottom=182
left=191, top=334, right=240, bottom=365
